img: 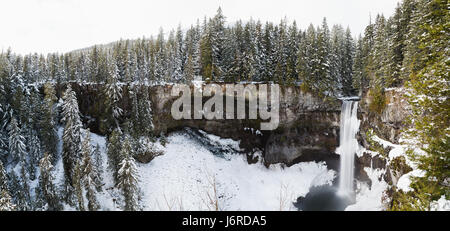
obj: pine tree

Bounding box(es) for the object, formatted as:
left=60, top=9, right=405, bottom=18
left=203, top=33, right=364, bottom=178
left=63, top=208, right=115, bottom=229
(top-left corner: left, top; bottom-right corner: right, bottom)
left=40, top=83, right=58, bottom=162
left=8, top=117, right=25, bottom=162
left=210, top=7, right=226, bottom=81
left=200, top=19, right=213, bottom=82
left=72, top=162, right=85, bottom=211
left=297, top=24, right=317, bottom=92
left=117, top=136, right=139, bottom=211
left=173, top=25, right=185, bottom=82
left=28, top=130, right=41, bottom=181
left=286, top=21, right=300, bottom=85
left=0, top=161, right=5, bottom=190
left=131, top=86, right=154, bottom=137
left=92, top=144, right=103, bottom=192
left=107, top=129, right=122, bottom=182
left=80, top=129, right=99, bottom=211
left=400, top=0, right=449, bottom=210
left=316, top=18, right=333, bottom=95
left=342, top=27, right=355, bottom=95
left=38, top=152, right=60, bottom=210
left=155, top=28, right=168, bottom=83
left=0, top=189, right=16, bottom=211
left=105, top=60, right=123, bottom=129
left=274, top=19, right=289, bottom=85
left=352, top=36, right=365, bottom=94
left=61, top=84, right=82, bottom=197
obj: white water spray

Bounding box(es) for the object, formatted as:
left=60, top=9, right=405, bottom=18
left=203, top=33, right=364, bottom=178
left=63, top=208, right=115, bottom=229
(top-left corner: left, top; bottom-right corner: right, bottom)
left=336, top=100, right=360, bottom=196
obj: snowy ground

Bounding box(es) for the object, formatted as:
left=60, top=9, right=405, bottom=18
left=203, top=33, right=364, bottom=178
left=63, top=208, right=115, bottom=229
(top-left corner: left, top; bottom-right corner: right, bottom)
left=51, top=129, right=337, bottom=211
left=345, top=168, right=388, bottom=211
left=138, top=131, right=335, bottom=211
left=50, top=128, right=433, bottom=211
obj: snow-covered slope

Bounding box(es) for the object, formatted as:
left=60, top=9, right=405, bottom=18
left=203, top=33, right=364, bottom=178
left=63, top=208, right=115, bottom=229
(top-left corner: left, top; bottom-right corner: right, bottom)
left=52, top=127, right=422, bottom=211
left=52, top=129, right=335, bottom=211
left=138, top=131, right=335, bottom=211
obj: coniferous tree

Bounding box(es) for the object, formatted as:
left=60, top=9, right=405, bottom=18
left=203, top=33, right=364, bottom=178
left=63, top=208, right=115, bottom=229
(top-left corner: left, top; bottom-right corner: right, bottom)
left=297, top=24, right=317, bottom=92
left=105, top=60, right=123, bottom=130
left=286, top=21, right=300, bottom=85
left=398, top=0, right=449, bottom=210
left=72, top=162, right=85, bottom=211
left=40, top=83, right=58, bottom=162
left=0, top=189, right=16, bottom=211
left=352, top=36, right=365, bottom=94
left=117, top=136, right=139, bottom=211
left=210, top=7, right=226, bottom=81
left=92, top=144, right=103, bottom=192
left=38, top=152, right=60, bottom=210
left=8, top=117, right=25, bottom=163
left=0, top=161, right=7, bottom=191
left=342, top=27, right=355, bottom=95
left=27, top=130, right=41, bottom=181
left=0, top=161, right=14, bottom=211
left=80, top=129, right=99, bottom=211
left=61, top=85, right=82, bottom=200
left=107, top=129, right=122, bottom=182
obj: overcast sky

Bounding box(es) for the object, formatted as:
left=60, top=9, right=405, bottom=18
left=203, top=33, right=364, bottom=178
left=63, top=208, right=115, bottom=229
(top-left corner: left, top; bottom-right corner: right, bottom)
left=1, top=0, right=401, bottom=55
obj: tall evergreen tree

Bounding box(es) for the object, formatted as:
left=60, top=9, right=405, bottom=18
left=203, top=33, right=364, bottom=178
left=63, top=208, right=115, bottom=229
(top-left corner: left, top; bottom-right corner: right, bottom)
left=395, top=0, right=449, bottom=210
left=8, top=117, right=25, bottom=162
left=117, top=136, right=139, bottom=211
left=61, top=85, right=82, bottom=198
left=105, top=61, right=123, bottom=130
left=80, top=129, right=99, bottom=211
left=38, top=152, right=60, bottom=210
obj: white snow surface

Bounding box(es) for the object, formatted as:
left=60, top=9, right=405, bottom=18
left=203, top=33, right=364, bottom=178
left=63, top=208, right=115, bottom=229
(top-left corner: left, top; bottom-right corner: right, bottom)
left=51, top=127, right=400, bottom=211
left=396, top=169, right=426, bottom=193
left=53, top=128, right=336, bottom=211
left=345, top=167, right=389, bottom=211
left=430, top=196, right=450, bottom=211
left=138, top=132, right=335, bottom=211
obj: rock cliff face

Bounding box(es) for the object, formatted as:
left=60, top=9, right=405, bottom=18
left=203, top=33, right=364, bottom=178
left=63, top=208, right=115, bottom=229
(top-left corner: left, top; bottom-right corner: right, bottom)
left=356, top=88, right=412, bottom=186
left=359, top=88, right=410, bottom=144
left=148, top=85, right=342, bottom=170
left=65, top=83, right=342, bottom=170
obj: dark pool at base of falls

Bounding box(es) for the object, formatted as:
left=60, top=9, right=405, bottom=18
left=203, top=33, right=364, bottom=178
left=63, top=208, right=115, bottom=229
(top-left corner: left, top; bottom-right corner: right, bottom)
left=293, top=185, right=356, bottom=211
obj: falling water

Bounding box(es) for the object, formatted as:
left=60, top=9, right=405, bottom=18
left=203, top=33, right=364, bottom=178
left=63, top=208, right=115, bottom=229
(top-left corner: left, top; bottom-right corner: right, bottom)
left=336, top=100, right=360, bottom=197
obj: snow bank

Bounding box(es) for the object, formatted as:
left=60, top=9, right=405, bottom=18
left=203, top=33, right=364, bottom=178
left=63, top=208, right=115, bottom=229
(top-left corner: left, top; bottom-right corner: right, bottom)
left=396, top=169, right=425, bottom=192
left=345, top=168, right=388, bottom=211
left=431, top=196, right=450, bottom=211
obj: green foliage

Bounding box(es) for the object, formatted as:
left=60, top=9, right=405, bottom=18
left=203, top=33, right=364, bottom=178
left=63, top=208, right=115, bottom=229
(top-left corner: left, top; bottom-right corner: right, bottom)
left=38, top=152, right=61, bottom=211
left=365, top=129, right=389, bottom=159
left=117, top=136, right=139, bottom=211
left=107, top=129, right=122, bottom=183
left=385, top=0, right=450, bottom=210
left=368, top=87, right=386, bottom=114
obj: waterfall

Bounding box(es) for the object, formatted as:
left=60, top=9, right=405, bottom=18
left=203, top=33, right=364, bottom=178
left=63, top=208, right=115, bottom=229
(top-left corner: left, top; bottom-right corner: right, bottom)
left=336, top=100, right=360, bottom=196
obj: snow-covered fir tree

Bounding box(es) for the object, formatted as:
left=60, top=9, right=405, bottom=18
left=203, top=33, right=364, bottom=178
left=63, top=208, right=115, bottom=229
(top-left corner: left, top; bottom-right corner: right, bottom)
left=38, top=152, right=60, bottom=210
left=8, top=117, right=25, bottom=163
left=0, top=189, right=16, bottom=211
left=61, top=84, right=82, bottom=200
left=105, top=60, right=123, bottom=127
left=117, top=136, right=139, bottom=211
left=80, top=129, right=99, bottom=211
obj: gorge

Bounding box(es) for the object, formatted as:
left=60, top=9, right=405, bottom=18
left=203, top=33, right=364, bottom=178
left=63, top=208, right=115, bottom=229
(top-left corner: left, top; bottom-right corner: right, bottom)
left=60, top=82, right=405, bottom=210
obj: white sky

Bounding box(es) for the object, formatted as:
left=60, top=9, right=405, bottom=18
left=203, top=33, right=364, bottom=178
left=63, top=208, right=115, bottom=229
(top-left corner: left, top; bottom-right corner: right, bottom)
left=0, top=0, right=401, bottom=55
